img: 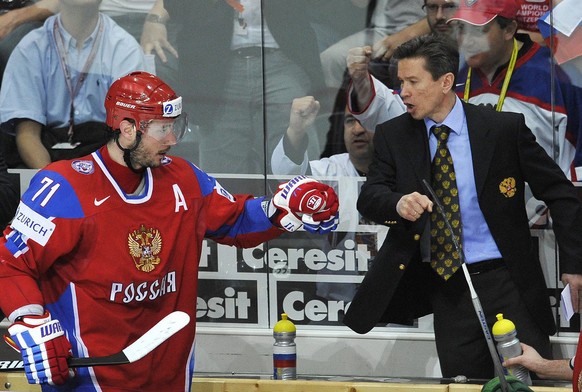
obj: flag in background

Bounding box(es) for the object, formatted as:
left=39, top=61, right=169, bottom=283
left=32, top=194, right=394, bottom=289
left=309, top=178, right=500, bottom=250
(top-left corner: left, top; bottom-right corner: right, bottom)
left=537, top=0, right=582, bottom=64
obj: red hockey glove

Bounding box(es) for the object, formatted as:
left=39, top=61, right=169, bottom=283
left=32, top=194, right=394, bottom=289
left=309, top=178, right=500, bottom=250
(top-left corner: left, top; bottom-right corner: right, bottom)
left=5, top=311, right=74, bottom=385
left=270, top=175, right=339, bottom=233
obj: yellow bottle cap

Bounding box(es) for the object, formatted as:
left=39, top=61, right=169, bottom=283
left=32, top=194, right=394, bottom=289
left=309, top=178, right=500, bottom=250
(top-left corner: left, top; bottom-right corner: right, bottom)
left=273, top=313, right=296, bottom=333
left=492, top=313, right=516, bottom=335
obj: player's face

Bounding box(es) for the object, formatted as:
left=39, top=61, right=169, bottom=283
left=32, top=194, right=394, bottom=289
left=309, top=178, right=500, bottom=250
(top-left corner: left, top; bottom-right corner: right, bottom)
left=397, top=57, right=452, bottom=122
left=343, top=113, right=373, bottom=161
left=424, top=0, right=458, bottom=38
left=129, top=127, right=174, bottom=169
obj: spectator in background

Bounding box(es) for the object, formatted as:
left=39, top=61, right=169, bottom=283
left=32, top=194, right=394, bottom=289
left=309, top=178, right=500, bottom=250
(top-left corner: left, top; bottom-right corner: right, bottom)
left=272, top=96, right=382, bottom=178
left=307, top=1, right=368, bottom=53
left=0, top=0, right=145, bottom=169
left=0, top=0, right=56, bottom=88
left=320, top=0, right=426, bottom=90
left=0, top=0, right=178, bottom=89
left=104, top=0, right=178, bottom=86
left=423, top=0, right=458, bottom=38
left=158, top=0, right=326, bottom=174
left=442, top=0, right=582, bottom=178
left=0, top=150, right=18, bottom=229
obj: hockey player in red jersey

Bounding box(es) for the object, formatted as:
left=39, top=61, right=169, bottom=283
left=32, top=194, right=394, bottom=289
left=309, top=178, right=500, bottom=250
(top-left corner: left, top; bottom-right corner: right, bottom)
left=0, top=72, right=339, bottom=391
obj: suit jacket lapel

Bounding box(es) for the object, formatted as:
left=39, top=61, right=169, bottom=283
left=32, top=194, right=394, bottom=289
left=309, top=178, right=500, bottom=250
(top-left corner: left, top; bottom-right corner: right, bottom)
left=464, top=103, right=495, bottom=196
left=402, top=117, right=431, bottom=185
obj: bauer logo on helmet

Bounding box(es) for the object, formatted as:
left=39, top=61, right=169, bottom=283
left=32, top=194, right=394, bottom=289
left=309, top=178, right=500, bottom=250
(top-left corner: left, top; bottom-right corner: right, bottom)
left=116, top=102, right=136, bottom=109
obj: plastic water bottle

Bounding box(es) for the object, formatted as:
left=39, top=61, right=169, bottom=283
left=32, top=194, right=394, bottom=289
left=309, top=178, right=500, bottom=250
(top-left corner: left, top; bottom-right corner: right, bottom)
left=273, top=313, right=296, bottom=380
left=492, top=313, right=532, bottom=385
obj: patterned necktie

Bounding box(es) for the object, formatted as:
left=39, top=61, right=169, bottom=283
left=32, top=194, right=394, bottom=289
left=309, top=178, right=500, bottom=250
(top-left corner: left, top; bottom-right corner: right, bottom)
left=430, top=125, right=462, bottom=280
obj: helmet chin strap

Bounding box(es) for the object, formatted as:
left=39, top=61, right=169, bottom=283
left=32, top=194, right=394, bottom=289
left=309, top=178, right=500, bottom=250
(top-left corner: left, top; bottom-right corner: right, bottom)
left=114, top=131, right=144, bottom=173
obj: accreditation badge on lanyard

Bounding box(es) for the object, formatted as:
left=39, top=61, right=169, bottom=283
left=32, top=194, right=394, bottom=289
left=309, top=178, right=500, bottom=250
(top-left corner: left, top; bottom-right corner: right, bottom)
left=227, top=0, right=248, bottom=36
left=463, top=38, right=519, bottom=111
left=53, top=16, right=104, bottom=149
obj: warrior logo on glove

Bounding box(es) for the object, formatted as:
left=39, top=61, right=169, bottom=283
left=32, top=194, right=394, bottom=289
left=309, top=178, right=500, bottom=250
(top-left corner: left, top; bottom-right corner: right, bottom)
left=5, top=311, right=74, bottom=386
left=270, top=176, right=339, bottom=234
left=305, top=195, right=323, bottom=211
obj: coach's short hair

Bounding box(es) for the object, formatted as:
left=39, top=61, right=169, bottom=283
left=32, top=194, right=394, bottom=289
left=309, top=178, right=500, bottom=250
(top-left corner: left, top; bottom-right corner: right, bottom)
left=393, top=34, right=459, bottom=85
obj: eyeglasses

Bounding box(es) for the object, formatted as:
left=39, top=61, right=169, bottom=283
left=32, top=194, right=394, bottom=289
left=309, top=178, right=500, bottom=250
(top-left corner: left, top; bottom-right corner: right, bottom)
left=422, top=3, right=458, bottom=14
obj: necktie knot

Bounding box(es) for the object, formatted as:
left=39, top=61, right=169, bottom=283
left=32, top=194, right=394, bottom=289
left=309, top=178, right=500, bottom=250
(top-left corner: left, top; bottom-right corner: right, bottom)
left=432, top=125, right=451, bottom=144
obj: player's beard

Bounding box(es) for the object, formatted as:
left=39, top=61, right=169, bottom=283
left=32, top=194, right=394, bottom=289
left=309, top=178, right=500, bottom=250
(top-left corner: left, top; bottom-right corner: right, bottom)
left=129, top=142, right=167, bottom=169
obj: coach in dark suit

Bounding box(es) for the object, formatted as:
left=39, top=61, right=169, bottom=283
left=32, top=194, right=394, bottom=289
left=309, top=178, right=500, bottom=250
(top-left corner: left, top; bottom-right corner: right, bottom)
left=343, top=34, right=582, bottom=379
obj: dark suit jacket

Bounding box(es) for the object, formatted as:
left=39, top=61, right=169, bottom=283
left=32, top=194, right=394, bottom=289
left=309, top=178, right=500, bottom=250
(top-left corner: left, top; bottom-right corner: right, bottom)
left=343, top=101, right=582, bottom=335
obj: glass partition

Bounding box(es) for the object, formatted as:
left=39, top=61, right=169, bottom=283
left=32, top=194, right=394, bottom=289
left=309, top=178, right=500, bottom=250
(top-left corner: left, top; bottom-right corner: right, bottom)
left=168, top=0, right=582, bottom=339
left=2, top=0, right=582, bottom=372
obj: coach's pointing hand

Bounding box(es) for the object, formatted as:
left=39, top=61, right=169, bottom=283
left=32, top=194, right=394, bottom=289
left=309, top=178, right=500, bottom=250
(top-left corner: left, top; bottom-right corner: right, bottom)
left=397, top=192, right=433, bottom=222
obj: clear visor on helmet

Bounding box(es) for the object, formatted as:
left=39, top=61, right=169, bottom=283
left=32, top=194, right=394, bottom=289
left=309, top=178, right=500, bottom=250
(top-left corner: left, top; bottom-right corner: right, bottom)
left=142, top=113, right=189, bottom=145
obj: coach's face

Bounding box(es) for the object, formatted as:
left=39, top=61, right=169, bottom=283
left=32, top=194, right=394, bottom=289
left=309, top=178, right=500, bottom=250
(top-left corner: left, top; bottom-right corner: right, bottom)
left=397, top=57, right=455, bottom=123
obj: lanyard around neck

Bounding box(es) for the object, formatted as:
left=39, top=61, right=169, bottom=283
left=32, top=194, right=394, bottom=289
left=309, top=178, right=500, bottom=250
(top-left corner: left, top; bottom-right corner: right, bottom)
left=463, top=38, right=519, bottom=112
left=53, top=16, right=103, bottom=142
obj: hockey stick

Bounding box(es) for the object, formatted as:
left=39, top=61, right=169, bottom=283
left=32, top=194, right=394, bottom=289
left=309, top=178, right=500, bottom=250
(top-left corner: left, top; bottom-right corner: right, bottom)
left=422, top=179, right=510, bottom=392
left=68, top=311, right=190, bottom=368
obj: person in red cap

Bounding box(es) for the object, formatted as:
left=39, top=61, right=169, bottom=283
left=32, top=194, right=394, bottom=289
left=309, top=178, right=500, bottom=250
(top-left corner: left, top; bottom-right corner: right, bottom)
left=448, top=0, right=519, bottom=26
left=447, top=0, right=582, bottom=178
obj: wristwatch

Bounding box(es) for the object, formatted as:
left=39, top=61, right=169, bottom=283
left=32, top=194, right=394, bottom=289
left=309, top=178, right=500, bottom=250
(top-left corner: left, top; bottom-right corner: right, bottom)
left=145, top=14, right=167, bottom=25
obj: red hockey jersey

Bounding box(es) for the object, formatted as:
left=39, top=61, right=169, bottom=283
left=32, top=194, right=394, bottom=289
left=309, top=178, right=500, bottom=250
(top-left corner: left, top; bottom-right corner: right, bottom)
left=0, top=148, right=282, bottom=391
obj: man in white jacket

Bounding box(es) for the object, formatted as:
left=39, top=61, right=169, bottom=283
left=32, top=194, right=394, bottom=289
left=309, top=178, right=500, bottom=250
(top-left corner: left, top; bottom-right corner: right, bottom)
left=271, top=95, right=391, bottom=178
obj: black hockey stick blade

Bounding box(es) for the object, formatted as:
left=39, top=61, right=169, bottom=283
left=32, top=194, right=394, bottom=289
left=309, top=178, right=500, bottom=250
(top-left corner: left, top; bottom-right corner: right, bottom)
left=68, top=311, right=190, bottom=368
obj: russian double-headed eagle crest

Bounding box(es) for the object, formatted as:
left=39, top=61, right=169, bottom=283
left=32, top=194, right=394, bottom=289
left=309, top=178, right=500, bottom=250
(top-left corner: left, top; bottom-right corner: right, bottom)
left=499, top=177, right=517, bottom=198
left=128, top=224, right=162, bottom=272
